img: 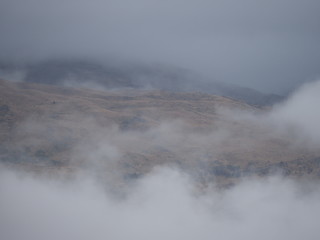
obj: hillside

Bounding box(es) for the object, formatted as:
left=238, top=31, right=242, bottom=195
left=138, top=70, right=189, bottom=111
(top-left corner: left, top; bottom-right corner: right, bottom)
left=0, top=59, right=283, bottom=106
left=0, top=79, right=319, bottom=187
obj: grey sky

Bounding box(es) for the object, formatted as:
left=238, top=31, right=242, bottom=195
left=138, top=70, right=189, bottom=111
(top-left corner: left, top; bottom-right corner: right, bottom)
left=1, top=0, right=320, bottom=93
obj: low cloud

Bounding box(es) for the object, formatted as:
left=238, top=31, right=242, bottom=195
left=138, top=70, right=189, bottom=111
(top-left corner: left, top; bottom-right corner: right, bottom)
left=269, top=79, right=320, bottom=148
left=1, top=167, right=320, bottom=240
left=1, top=79, right=320, bottom=240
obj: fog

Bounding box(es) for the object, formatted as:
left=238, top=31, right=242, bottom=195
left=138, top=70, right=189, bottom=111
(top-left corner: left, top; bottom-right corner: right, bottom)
left=1, top=77, right=320, bottom=239
left=1, top=0, right=320, bottom=93
left=270, top=79, right=320, bottom=148
left=1, top=167, right=320, bottom=240
left=1, top=1, right=320, bottom=237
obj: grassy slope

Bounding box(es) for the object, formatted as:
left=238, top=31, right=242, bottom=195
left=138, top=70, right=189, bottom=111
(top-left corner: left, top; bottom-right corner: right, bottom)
left=0, top=79, right=319, bottom=186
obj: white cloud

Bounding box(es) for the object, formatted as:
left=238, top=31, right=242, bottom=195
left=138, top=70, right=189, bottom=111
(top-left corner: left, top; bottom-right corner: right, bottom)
left=0, top=167, right=320, bottom=240
left=270, top=79, right=320, bottom=146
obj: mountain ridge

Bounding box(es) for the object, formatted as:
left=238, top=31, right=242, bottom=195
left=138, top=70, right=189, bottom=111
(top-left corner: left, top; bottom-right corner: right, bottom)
left=0, top=59, right=284, bottom=106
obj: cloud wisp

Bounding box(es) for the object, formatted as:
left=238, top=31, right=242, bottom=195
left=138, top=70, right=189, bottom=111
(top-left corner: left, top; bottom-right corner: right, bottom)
left=1, top=166, right=320, bottom=240
left=1, top=79, right=320, bottom=240
left=269, top=80, right=320, bottom=147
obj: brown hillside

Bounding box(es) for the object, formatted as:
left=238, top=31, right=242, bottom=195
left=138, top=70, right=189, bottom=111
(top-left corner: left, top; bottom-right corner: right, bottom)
left=0, top=79, right=319, bottom=187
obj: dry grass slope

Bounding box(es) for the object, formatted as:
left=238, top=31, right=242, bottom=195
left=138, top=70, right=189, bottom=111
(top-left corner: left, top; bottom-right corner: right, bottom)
left=0, top=79, right=319, bottom=187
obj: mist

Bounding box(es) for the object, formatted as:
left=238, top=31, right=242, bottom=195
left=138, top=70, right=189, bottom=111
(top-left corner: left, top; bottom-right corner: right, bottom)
left=1, top=76, right=320, bottom=239
left=1, top=166, right=320, bottom=240
left=1, top=0, right=320, bottom=93
left=1, top=1, right=320, bottom=237
left=269, top=79, right=320, bottom=148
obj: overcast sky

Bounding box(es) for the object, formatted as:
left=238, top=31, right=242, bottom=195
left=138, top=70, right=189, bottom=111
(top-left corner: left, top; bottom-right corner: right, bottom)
left=1, top=0, right=320, bottom=93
